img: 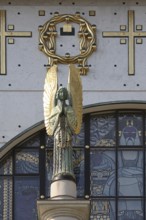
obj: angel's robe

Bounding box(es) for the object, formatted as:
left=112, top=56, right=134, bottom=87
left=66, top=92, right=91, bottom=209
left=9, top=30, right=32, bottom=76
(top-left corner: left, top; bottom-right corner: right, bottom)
left=48, top=104, right=77, bottom=178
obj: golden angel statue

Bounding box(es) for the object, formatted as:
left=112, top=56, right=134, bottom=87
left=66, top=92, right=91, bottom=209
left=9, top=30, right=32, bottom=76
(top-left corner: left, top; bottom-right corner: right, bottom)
left=43, top=64, right=82, bottom=181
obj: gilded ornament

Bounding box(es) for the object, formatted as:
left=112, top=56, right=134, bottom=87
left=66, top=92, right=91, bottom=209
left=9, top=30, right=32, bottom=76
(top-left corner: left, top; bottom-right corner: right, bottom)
left=103, top=10, right=146, bottom=75
left=0, top=10, right=32, bottom=75
left=39, top=13, right=96, bottom=75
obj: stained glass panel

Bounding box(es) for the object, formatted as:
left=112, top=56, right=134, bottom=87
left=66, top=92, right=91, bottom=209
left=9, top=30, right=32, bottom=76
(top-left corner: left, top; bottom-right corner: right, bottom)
left=0, top=177, right=12, bottom=220
left=72, top=123, right=85, bottom=147
left=14, top=176, right=39, bottom=220
left=118, top=199, right=143, bottom=220
left=90, top=150, right=115, bottom=196
left=15, top=149, right=39, bottom=174
left=90, top=200, right=115, bottom=220
left=19, top=134, right=40, bottom=147
left=46, top=135, right=54, bottom=148
left=90, top=115, right=116, bottom=147
left=73, top=149, right=84, bottom=196
left=0, top=155, right=12, bottom=175
left=118, top=151, right=143, bottom=196
left=1, top=110, right=146, bottom=220
left=46, top=150, right=53, bottom=196
left=118, top=114, right=143, bottom=146
left=145, top=116, right=146, bottom=146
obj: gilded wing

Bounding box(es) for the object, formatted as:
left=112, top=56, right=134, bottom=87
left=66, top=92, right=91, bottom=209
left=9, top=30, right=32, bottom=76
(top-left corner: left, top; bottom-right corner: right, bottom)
left=43, top=65, right=58, bottom=135
left=68, top=64, right=83, bottom=134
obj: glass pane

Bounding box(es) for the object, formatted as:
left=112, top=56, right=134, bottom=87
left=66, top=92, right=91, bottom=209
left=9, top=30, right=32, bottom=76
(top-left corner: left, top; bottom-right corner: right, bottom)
left=90, top=150, right=115, bottom=196
left=90, top=200, right=115, bottom=220
left=118, top=114, right=143, bottom=146
left=19, top=134, right=40, bottom=147
left=118, top=151, right=143, bottom=196
left=46, top=135, right=53, bottom=148
left=14, top=176, right=39, bottom=220
left=0, top=156, right=12, bottom=175
left=90, top=115, right=116, bottom=147
left=118, top=199, right=143, bottom=219
left=46, top=150, right=53, bottom=197
left=0, top=177, right=12, bottom=220
left=145, top=115, right=146, bottom=146
left=15, top=149, right=39, bottom=174
left=72, top=123, right=85, bottom=147
left=73, top=149, right=84, bottom=196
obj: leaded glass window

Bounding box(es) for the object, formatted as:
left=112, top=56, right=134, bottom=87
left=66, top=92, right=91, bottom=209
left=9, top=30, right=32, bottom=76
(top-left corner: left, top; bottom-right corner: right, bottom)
left=0, top=133, right=40, bottom=220
left=118, top=113, right=143, bottom=146
left=90, top=150, right=115, bottom=197
left=0, top=110, right=146, bottom=220
left=14, top=176, right=39, bottom=220
left=90, top=114, right=116, bottom=147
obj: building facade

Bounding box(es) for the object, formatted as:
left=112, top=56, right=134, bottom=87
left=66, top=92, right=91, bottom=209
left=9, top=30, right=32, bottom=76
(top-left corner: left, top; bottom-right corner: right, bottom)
left=1, top=0, right=146, bottom=219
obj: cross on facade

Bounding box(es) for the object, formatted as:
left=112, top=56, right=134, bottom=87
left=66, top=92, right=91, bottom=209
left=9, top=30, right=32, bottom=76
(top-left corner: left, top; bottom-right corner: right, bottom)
left=0, top=10, right=32, bottom=75
left=103, top=10, right=146, bottom=75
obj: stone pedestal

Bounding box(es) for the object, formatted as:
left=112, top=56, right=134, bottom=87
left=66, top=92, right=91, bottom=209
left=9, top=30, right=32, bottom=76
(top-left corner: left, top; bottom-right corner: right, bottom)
left=37, top=154, right=90, bottom=219
left=37, top=179, right=90, bottom=220
left=37, top=199, right=90, bottom=220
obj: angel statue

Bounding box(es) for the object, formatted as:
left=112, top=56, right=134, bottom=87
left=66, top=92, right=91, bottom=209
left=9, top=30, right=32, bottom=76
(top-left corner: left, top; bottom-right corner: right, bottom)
left=43, top=64, right=82, bottom=181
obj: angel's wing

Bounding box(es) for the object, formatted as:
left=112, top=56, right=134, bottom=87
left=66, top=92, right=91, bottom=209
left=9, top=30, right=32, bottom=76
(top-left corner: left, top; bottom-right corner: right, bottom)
left=43, top=65, right=58, bottom=135
left=68, top=64, right=82, bottom=134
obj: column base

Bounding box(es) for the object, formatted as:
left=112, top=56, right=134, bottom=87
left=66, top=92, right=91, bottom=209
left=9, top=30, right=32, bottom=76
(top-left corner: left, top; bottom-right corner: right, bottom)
left=37, top=199, right=90, bottom=220
left=50, top=179, right=77, bottom=199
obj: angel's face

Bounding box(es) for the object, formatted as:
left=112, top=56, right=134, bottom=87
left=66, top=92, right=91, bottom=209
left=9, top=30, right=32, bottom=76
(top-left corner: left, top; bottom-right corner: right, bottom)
left=58, top=88, right=68, bottom=101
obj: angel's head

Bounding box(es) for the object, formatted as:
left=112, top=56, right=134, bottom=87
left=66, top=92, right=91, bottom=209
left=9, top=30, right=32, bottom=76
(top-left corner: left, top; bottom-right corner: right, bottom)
left=57, top=86, right=68, bottom=101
